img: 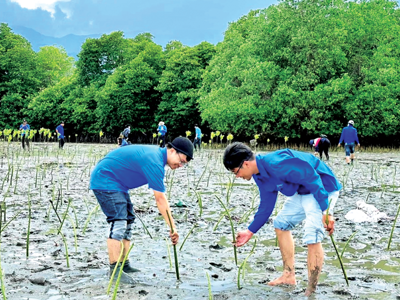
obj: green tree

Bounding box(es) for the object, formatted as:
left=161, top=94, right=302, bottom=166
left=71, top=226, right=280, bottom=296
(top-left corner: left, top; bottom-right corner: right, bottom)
left=36, top=45, right=75, bottom=87
left=0, top=23, right=41, bottom=127
left=155, top=42, right=215, bottom=137
left=95, top=41, right=164, bottom=136
left=199, top=0, right=400, bottom=138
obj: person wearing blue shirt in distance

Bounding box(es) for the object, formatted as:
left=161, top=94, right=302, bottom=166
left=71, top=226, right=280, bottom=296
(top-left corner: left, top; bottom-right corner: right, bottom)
left=338, top=120, right=360, bottom=165
left=223, top=143, right=342, bottom=297
left=193, top=124, right=202, bottom=151
left=121, top=124, right=131, bottom=144
left=19, top=119, right=30, bottom=150
left=157, top=121, right=167, bottom=148
left=117, top=137, right=129, bottom=147
left=56, top=121, right=65, bottom=149
left=90, top=137, right=194, bottom=284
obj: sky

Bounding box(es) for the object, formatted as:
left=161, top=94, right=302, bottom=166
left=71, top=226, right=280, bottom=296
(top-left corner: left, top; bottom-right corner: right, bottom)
left=0, top=0, right=277, bottom=46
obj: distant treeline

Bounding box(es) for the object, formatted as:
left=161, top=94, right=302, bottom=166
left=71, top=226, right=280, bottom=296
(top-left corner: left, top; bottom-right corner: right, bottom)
left=1, top=0, right=400, bottom=145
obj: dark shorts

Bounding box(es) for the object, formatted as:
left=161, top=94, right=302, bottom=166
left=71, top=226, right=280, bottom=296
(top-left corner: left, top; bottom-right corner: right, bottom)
left=345, top=143, right=355, bottom=156
left=93, top=190, right=135, bottom=224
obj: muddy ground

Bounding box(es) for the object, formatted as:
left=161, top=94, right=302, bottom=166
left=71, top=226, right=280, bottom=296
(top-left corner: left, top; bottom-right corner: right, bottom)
left=0, top=142, right=399, bottom=300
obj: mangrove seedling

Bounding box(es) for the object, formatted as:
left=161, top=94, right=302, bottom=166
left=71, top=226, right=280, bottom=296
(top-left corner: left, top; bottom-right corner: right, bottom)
left=237, top=238, right=257, bottom=290
left=166, top=210, right=180, bottom=281
left=215, top=195, right=238, bottom=266
left=387, top=202, right=400, bottom=250
left=206, top=272, right=213, bottom=300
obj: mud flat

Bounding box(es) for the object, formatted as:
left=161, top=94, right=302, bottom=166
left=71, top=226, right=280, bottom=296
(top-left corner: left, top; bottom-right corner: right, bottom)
left=0, top=142, right=399, bottom=299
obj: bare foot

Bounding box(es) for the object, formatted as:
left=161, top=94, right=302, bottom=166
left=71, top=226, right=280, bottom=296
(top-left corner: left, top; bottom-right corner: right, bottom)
left=268, top=273, right=296, bottom=286
left=304, top=287, right=315, bottom=297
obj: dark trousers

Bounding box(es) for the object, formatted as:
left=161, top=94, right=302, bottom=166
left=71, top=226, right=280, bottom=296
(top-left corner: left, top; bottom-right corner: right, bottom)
left=193, top=138, right=201, bottom=150
left=157, top=135, right=166, bottom=148
left=59, top=138, right=65, bottom=149
left=21, top=135, right=29, bottom=150
left=316, top=138, right=330, bottom=160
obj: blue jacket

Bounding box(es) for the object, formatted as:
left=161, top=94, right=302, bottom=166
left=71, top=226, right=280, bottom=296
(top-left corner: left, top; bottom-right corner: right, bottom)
left=158, top=125, right=167, bottom=136
left=19, top=124, right=30, bottom=136
left=249, top=149, right=342, bottom=233
left=195, top=127, right=202, bottom=139
left=339, top=125, right=359, bottom=144
left=56, top=124, right=64, bottom=139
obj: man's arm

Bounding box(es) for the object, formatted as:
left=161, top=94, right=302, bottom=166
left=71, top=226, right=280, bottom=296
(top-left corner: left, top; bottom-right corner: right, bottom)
left=153, top=190, right=179, bottom=244
left=236, top=187, right=278, bottom=247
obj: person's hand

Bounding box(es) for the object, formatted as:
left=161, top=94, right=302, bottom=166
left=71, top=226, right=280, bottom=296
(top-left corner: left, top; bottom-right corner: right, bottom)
left=337, top=143, right=341, bottom=147
left=170, top=229, right=179, bottom=245
left=358, top=143, right=361, bottom=147
left=323, top=214, right=335, bottom=235
left=234, top=229, right=253, bottom=247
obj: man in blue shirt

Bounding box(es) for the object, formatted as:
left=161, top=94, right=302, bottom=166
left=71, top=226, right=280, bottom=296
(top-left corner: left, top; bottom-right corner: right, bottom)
left=19, top=119, right=30, bottom=150
left=338, top=120, right=360, bottom=165
left=193, top=124, right=202, bottom=151
left=90, top=137, right=193, bottom=284
left=121, top=124, right=131, bottom=144
left=56, top=121, right=65, bottom=149
left=223, top=143, right=341, bottom=296
left=157, top=121, right=167, bottom=148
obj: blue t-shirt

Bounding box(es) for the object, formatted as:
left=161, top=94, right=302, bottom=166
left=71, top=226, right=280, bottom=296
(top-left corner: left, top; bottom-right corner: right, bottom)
left=195, top=127, right=202, bottom=139
left=248, top=148, right=342, bottom=234
left=19, top=124, right=30, bottom=136
left=90, top=145, right=167, bottom=193
left=56, top=124, right=64, bottom=138
left=339, top=125, right=359, bottom=144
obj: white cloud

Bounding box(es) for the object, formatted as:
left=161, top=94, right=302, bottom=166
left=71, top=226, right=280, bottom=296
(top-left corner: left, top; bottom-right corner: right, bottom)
left=10, top=0, right=71, bottom=17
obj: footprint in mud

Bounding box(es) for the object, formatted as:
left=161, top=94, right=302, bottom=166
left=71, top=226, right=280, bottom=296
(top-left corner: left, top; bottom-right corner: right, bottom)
left=209, top=262, right=232, bottom=272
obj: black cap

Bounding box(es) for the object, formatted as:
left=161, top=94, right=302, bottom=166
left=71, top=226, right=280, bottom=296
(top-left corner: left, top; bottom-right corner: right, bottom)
left=168, top=137, right=194, bottom=161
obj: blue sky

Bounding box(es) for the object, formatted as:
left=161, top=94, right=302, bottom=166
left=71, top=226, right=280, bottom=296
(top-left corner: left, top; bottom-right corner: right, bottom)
left=0, top=0, right=277, bottom=46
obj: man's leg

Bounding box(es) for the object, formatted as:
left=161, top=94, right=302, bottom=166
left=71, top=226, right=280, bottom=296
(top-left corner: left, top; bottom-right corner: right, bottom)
left=21, top=136, right=25, bottom=149
left=107, top=238, right=123, bottom=264
left=26, top=138, right=30, bottom=150
left=270, top=194, right=305, bottom=286
left=306, top=243, right=324, bottom=296
left=302, top=194, right=326, bottom=296
left=268, top=229, right=296, bottom=286
left=350, top=145, right=355, bottom=164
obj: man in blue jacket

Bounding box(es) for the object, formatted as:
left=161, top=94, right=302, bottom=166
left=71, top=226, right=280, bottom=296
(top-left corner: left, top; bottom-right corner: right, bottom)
left=193, top=124, right=202, bottom=151
left=56, top=121, right=65, bottom=149
left=223, top=143, right=341, bottom=296
left=90, top=137, right=193, bottom=284
left=338, top=120, right=360, bottom=165
left=19, top=119, right=30, bottom=150
left=157, top=121, right=167, bottom=148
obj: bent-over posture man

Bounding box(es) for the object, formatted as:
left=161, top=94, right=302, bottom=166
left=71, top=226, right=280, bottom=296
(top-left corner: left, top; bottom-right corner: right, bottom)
left=338, top=120, right=360, bottom=165
left=309, top=134, right=331, bottom=160
left=223, top=143, right=342, bottom=296
left=56, top=121, right=65, bottom=149
left=90, top=137, right=194, bottom=284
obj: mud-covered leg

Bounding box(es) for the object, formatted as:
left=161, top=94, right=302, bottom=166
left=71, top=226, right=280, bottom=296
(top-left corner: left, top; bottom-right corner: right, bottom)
left=305, top=242, right=324, bottom=296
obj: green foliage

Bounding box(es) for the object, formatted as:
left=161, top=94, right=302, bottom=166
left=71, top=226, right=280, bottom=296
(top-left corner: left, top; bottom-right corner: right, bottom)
left=36, top=45, right=75, bottom=87
left=199, top=0, right=400, bottom=138
left=95, top=40, right=164, bottom=135
left=156, top=42, right=215, bottom=136
left=0, top=23, right=41, bottom=127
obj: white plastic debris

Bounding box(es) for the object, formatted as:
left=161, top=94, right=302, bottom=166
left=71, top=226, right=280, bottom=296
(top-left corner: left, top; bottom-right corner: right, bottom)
left=345, top=200, right=391, bottom=223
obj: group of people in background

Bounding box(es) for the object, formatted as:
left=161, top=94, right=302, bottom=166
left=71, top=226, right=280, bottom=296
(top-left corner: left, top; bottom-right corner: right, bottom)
left=19, top=120, right=65, bottom=150
left=309, top=120, right=360, bottom=164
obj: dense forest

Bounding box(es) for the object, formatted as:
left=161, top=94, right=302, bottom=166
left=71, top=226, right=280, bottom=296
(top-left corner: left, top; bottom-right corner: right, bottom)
left=1, top=0, right=400, bottom=144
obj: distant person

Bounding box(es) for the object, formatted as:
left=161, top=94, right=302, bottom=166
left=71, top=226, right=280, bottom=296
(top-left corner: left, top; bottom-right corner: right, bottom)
left=193, top=124, right=202, bottom=151
left=121, top=125, right=131, bottom=144
left=90, top=137, right=194, bottom=284
left=338, top=120, right=360, bottom=165
left=19, top=119, right=30, bottom=150
left=223, top=142, right=341, bottom=297
left=157, top=121, right=167, bottom=148
left=309, top=135, right=330, bottom=161
left=117, top=137, right=128, bottom=147
left=56, top=121, right=65, bottom=149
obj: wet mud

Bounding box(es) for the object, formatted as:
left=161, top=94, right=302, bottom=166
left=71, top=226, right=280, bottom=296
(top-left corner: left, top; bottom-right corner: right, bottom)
left=0, top=143, right=399, bottom=299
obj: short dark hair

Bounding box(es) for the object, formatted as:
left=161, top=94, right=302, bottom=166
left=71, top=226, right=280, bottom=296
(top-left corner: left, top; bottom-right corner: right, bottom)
left=223, top=142, right=254, bottom=170
left=195, top=124, right=198, bottom=126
